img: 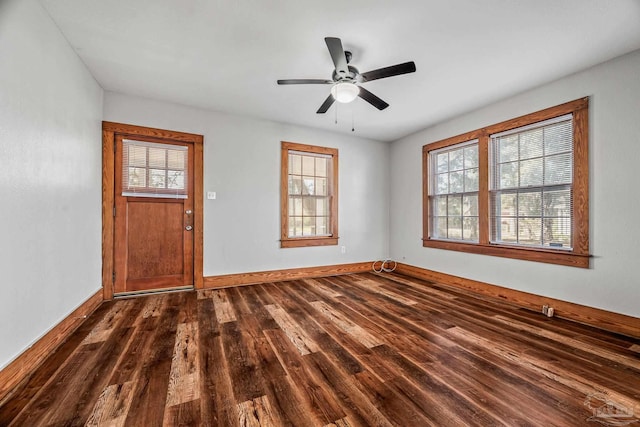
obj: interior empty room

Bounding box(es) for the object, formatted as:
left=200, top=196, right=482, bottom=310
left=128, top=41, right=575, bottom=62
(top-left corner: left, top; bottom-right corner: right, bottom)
left=1, top=0, right=639, bottom=426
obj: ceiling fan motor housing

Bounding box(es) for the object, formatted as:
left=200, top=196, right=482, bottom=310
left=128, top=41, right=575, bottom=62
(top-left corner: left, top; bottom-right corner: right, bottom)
left=332, top=65, right=360, bottom=82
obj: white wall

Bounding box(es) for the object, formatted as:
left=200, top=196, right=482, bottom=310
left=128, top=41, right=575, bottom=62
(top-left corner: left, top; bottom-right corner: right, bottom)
left=390, top=49, right=640, bottom=318
left=0, top=0, right=104, bottom=368
left=104, top=92, right=390, bottom=276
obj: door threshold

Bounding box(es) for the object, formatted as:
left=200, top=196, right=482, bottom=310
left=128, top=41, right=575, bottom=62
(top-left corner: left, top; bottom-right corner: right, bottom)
left=113, top=285, right=193, bottom=299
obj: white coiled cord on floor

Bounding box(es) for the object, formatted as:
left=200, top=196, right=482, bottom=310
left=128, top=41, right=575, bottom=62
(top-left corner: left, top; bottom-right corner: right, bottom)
left=372, top=259, right=397, bottom=273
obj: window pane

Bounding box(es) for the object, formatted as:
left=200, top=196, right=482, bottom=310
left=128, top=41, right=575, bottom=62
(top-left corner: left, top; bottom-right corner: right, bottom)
left=149, top=169, right=166, bottom=188
left=315, top=177, right=327, bottom=196
left=518, top=191, right=542, bottom=217
left=302, top=198, right=316, bottom=216
left=449, top=170, right=464, bottom=193
left=288, top=197, right=296, bottom=216
left=464, top=145, right=478, bottom=168
left=543, top=218, right=571, bottom=247
left=437, top=153, right=448, bottom=173
left=302, top=177, right=314, bottom=195
left=290, top=154, right=302, bottom=175
left=448, top=195, right=462, bottom=216
left=167, top=170, right=184, bottom=189
left=316, top=217, right=328, bottom=235
left=498, top=218, right=518, bottom=243
left=315, top=158, right=327, bottom=177
left=167, top=150, right=184, bottom=169
left=499, top=162, right=518, bottom=189
left=289, top=176, right=302, bottom=195
left=448, top=216, right=462, bottom=240
left=518, top=218, right=542, bottom=245
left=128, top=167, right=146, bottom=187
left=519, top=158, right=543, bottom=187
left=434, top=216, right=447, bottom=238
left=463, top=194, right=478, bottom=216
left=148, top=148, right=166, bottom=168
left=302, top=156, right=315, bottom=175
left=293, top=217, right=302, bottom=236
left=543, top=189, right=571, bottom=216
left=294, top=197, right=303, bottom=216
left=544, top=153, right=572, bottom=185
left=303, top=216, right=315, bottom=236
left=499, top=135, right=518, bottom=163
left=316, top=198, right=328, bottom=216
left=464, top=168, right=478, bottom=192
left=544, top=123, right=572, bottom=155
left=463, top=217, right=478, bottom=241
left=128, top=145, right=147, bottom=167
left=519, top=128, right=543, bottom=160
left=435, top=196, right=447, bottom=216
left=436, top=173, right=449, bottom=194
left=499, top=193, right=517, bottom=217
left=449, top=149, right=464, bottom=171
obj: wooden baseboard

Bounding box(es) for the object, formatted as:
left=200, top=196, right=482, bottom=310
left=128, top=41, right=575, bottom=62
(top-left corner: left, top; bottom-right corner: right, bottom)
left=203, top=262, right=373, bottom=289
left=395, top=263, right=640, bottom=339
left=0, top=290, right=103, bottom=403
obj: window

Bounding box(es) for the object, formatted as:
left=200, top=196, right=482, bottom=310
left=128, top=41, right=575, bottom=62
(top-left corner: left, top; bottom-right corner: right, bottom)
left=490, top=115, right=573, bottom=249
left=281, top=141, right=338, bottom=248
left=429, top=140, right=480, bottom=242
left=122, top=139, right=188, bottom=198
left=423, top=98, right=589, bottom=267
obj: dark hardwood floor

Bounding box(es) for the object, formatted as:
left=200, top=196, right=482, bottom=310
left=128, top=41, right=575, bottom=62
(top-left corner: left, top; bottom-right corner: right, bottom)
left=1, top=272, right=639, bottom=426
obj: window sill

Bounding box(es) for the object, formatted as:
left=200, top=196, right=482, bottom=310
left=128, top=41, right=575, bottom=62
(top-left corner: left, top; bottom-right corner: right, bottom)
left=422, top=238, right=590, bottom=268
left=281, top=237, right=339, bottom=248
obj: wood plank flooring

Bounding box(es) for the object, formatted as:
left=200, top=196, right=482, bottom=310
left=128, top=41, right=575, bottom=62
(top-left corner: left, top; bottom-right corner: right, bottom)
left=1, top=272, right=639, bottom=426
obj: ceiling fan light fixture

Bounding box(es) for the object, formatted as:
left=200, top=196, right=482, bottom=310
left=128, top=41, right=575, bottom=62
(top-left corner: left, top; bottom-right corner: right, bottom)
left=331, top=82, right=359, bottom=103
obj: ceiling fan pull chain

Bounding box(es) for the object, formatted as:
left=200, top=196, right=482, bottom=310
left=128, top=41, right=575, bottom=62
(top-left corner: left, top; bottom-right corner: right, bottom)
left=335, top=100, right=338, bottom=124
left=352, top=107, right=355, bottom=132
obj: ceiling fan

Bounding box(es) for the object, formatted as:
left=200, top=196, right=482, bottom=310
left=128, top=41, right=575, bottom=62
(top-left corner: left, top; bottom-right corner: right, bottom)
left=277, top=37, right=416, bottom=114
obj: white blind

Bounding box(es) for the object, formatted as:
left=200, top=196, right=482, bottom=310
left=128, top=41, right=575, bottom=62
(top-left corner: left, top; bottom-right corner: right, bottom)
left=122, top=139, right=188, bottom=199
left=489, top=115, right=573, bottom=249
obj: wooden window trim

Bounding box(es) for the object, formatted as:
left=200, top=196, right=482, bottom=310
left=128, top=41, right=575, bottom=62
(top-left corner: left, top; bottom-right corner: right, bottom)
left=422, top=98, right=590, bottom=268
left=281, top=141, right=339, bottom=248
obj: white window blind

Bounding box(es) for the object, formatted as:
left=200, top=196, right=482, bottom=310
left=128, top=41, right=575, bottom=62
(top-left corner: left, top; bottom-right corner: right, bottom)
left=122, top=139, right=188, bottom=199
left=429, top=139, right=479, bottom=242
left=287, top=150, right=332, bottom=238
left=489, top=114, right=573, bottom=249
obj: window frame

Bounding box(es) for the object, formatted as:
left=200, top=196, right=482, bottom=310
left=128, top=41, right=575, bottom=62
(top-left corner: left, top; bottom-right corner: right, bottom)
left=281, top=141, right=339, bottom=248
left=422, top=98, right=590, bottom=268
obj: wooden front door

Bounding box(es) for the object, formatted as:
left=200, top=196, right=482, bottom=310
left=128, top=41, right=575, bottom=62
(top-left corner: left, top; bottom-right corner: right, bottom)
left=113, top=136, right=194, bottom=295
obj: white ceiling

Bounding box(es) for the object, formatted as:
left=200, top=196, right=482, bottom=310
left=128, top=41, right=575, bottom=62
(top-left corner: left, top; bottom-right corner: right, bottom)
left=40, top=0, right=640, bottom=141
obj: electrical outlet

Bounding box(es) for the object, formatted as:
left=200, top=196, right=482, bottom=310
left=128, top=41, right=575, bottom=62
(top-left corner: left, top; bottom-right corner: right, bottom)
left=207, top=191, right=216, bottom=200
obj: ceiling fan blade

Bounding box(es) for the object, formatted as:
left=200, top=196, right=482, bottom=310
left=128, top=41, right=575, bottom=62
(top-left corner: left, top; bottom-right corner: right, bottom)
left=277, top=79, right=333, bottom=85
left=325, top=37, right=349, bottom=75
left=358, top=87, right=389, bottom=110
left=361, top=61, right=416, bottom=82
left=316, top=94, right=336, bottom=114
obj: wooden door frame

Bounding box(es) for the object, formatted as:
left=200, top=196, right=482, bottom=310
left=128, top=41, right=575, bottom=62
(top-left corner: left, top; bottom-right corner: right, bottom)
left=102, top=121, right=204, bottom=300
